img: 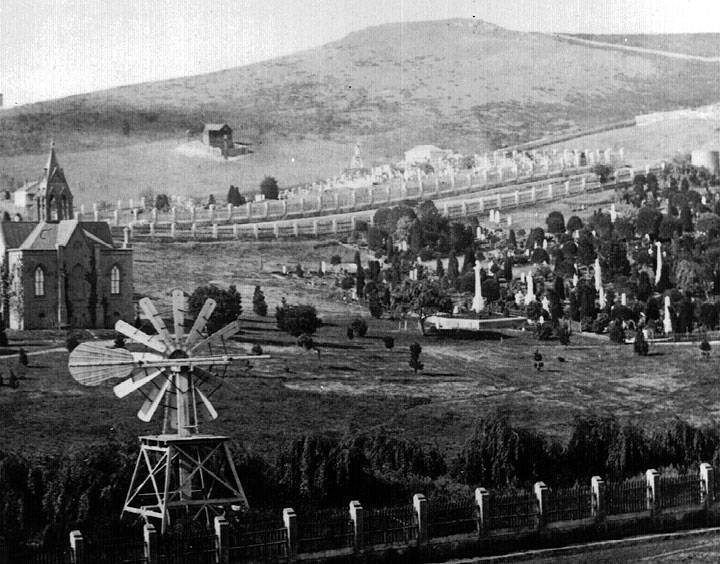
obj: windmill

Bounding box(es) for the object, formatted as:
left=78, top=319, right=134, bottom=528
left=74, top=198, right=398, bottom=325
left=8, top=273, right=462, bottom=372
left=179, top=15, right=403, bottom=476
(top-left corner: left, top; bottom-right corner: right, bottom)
left=69, top=289, right=268, bottom=533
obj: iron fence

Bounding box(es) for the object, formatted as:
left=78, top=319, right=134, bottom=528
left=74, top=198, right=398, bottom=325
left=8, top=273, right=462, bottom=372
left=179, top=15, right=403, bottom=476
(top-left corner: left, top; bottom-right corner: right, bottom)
left=659, top=474, right=701, bottom=508
left=545, top=486, right=593, bottom=523
left=228, top=526, right=288, bottom=563
left=606, top=478, right=648, bottom=515
left=158, top=532, right=216, bottom=564
left=297, top=508, right=354, bottom=554
left=488, top=491, right=538, bottom=530
left=0, top=543, right=72, bottom=564
left=363, top=505, right=417, bottom=547
left=428, top=499, right=478, bottom=538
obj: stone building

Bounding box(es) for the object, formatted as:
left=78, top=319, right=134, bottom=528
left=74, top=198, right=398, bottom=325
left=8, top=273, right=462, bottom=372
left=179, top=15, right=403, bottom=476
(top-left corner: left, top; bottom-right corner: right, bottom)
left=0, top=144, right=133, bottom=330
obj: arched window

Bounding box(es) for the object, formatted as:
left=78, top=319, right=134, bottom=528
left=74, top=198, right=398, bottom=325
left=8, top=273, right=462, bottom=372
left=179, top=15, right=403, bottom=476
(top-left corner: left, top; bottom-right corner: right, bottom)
left=34, top=266, right=45, bottom=297
left=110, top=265, right=121, bottom=295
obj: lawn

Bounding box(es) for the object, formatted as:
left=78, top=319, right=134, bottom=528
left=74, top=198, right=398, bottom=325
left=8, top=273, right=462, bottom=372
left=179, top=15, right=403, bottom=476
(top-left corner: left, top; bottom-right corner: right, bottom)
left=1, top=239, right=719, bottom=461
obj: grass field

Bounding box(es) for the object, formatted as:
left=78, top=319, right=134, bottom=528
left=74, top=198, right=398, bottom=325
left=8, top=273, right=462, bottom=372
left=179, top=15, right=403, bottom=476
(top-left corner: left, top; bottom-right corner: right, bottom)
left=2, top=236, right=719, bottom=461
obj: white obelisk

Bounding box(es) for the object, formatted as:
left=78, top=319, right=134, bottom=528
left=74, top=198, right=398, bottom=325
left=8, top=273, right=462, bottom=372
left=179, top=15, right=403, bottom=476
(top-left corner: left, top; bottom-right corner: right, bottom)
left=594, top=258, right=602, bottom=292
left=655, top=242, right=663, bottom=285
left=472, top=262, right=485, bottom=313
left=663, top=295, right=673, bottom=335
left=525, top=273, right=535, bottom=305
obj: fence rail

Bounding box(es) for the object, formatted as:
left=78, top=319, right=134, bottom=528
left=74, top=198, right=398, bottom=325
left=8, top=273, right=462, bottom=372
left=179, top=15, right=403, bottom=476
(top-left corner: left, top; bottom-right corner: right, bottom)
left=158, top=532, right=216, bottom=564
left=116, top=165, right=654, bottom=243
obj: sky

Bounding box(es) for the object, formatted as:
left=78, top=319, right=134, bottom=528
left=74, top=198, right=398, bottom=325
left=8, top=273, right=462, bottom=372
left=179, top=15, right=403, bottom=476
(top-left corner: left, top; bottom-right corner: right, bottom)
left=1, top=0, right=719, bottom=107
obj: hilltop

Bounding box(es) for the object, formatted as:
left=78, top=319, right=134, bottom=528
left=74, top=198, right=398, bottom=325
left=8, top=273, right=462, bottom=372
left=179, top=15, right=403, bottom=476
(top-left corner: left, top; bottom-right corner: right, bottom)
left=1, top=19, right=719, bottom=201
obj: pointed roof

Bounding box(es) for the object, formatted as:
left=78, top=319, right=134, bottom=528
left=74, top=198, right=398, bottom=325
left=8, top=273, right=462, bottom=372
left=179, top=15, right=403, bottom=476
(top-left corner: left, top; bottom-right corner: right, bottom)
left=45, top=140, right=60, bottom=175
left=18, top=220, right=114, bottom=251
left=0, top=221, right=37, bottom=250
left=38, top=140, right=69, bottom=193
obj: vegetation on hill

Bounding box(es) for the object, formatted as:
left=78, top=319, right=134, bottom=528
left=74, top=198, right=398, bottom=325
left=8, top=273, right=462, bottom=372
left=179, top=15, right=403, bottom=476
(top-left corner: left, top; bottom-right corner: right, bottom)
left=1, top=20, right=719, bottom=160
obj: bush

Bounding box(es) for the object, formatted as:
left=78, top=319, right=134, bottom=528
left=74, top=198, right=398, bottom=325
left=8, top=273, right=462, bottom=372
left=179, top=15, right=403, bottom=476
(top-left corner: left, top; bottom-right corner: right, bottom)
left=0, top=328, right=8, bottom=347
left=252, top=286, right=268, bottom=317
left=346, top=326, right=354, bottom=339
left=297, top=333, right=315, bottom=350
left=608, top=321, right=626, bottom=344
left=251, top=343, right=263, bottom=355
left=634, top=330, right=649, bottom=356
left=557, top=325, right=571, bottom=346
left=700, top=339, right=711, bottom=359
left=383, top=336, right=395, bottom=349
left=113, top=334, right=126, bottom=348
left=66, top=332, right=82, bottom=352
left=188, top=285, right=242, bottom=333
left=276, top=304, right=321, bottom=336
left=546, top=211, right=566, bottom=234
left=330, top=255, right=342, bottom=266
left=260, top=176, right=279, bottom=200
left=409, top=342, right=423, bottom=373
left=535, top=323, right=553, bottom=340
left=340, top=276, right=354, bottom=290
left=350, top=318, right=368, bottom=337
left=18, top=347, right=28, bottom=366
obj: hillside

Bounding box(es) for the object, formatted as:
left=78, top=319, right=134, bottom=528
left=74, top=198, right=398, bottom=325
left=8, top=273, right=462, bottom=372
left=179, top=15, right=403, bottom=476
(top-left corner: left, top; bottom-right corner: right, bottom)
left=1, top=19, right=719, bottom=202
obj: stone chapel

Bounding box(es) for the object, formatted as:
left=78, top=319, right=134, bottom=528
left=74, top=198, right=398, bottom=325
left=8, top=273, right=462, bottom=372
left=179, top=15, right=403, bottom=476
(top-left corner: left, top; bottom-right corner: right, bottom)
left=0, top=144, right=133, bottom=329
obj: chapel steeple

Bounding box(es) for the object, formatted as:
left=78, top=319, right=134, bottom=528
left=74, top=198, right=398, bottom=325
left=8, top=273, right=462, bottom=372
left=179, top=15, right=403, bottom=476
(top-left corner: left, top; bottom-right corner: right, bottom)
left=36, top=140, right=74, bottom=222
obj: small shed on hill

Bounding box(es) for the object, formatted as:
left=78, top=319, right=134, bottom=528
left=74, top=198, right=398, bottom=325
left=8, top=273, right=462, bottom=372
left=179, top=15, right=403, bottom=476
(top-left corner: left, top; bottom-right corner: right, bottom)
left=404, top=145, right=450, bottom=167
left=202, top=123, right=233, bottom=148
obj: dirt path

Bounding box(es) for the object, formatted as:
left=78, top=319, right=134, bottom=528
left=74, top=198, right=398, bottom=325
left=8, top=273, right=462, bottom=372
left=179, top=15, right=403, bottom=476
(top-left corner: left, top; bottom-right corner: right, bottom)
left=556, top=34, right=720, bottom=63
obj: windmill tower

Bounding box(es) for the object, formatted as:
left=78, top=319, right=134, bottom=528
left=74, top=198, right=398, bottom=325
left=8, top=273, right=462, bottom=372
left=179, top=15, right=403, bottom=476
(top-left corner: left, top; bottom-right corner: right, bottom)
left=69, top=290, right=268, bottom=533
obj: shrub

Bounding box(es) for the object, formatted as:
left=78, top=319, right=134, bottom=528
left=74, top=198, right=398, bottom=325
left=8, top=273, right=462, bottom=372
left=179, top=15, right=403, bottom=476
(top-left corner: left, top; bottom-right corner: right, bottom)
left=340, top=276, right=354, bottom=290
left=566, top=216, right=583, bottom=233
left=113, top=333, right=126, bottom=348
left=346, top=326, right=354, bottom=339
left=260, top=176, right=279, bottom=200
left=700, top=339, right=711, bottom=359
left=634, top=330, right=649, bottom=356
left=18, top=347, right=28, bottom=366
left=535, top=323, right=553, bottom=340
left=0, top=327, right=7, bottom=347
left=350, top=318, right=368, bottom=337
left=188, top=285, right=242, bottom=333
left=383, top=336, right=395, bottom=349
left=66, top=333, right=82, bottom=352
left=252, top=286, right=268, bottom=317
left=251, top=343, right=263, bottom=355
left=297, top=333, right=315, bottom=350
left=409, top=342, right=423, bottom=373
left=557, top=325, right=571, bottom=346
left=276, top=304, right=321, bottom=336
left=546, top=211, right=565, bottom=234
left=608, top=321, right=625, bottom=344
left=330, top=255, right=342, bottom=265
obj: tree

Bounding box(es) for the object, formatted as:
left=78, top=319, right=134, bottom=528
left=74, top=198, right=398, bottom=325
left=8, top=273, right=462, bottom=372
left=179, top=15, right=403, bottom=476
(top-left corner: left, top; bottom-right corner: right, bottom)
left=546, top=211, right=565, bottom=234
left=252, top=286, right=268, bottom=316
left=525, top=227, right=546, bottom=250
left=227, top=185, right=245, bottom=206
left=350, top=318, right=368, bottom=337
left=260, top=176, right=279, bottom=200
left=636, top=206, right=663, bottom=238
left=391, top=279, right=453, bottom=333
left=446, top=252, right=459, bottom=281
left=330, top=254, right=342, bottom=266
left=188, top=285, right=243, bottom=333
left=18, top=347, right=28, bottom=366
left=276, top=304, right=321, bottom=336
left=508, top=229, right=517, bottom=248
left=503, top=256, right=513, bottom=282
left=658, top=216, right=680, bottom=241
left=409, top=342, right=423, bottom=373
left=700, top=339, right=711, bottom=360
left=356, top=267, right=365, bottom=298
left=606, top=241, right=630, bottom=277
left=679, top=205, right=693, bottom=233
left=566, top=216, right=583, bottom=233
left=435, top=257, right=444, bottom=278
left=383, top=336, right=395, bottom=350
left=576, top=231, right=596, bottom=265
left=634, top=329, right=649, bottom=356
left=154, top=194, right=170, bottom=212
left=696, top=213, right=720, bottom=237
left=608, top=320, right=625, bottom=344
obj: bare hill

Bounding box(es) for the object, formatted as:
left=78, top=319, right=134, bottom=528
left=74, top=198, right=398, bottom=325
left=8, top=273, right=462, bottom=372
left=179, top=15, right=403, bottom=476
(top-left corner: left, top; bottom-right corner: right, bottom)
left=2, top=19, right=719, bottom=158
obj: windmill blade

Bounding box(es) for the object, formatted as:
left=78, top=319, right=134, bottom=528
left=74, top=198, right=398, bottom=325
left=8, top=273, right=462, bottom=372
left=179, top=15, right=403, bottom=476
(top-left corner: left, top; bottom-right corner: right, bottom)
left=138, top=377, right=172, bottom=422
left=139, top=297, right=174, bottom=349
left=185, top=298, right=216, bottom=349
left=194, top=386, right=218, bottom=420
left=172, top=289, right=186, bottom=346
left=188, top=320, right=241, bottom=354
left=69, top=342, right=135, bottom=385
left=115, top=320, right=169, bottom=354
left=113, top=368, right=163, bottom=398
